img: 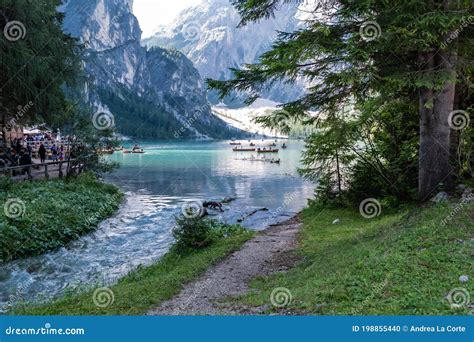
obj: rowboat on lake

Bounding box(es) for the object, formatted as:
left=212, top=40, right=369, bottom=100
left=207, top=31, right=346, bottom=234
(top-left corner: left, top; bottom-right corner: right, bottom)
left=232, top=147, right=256, bottom=152
left=257, top=147, right=279, bottom=153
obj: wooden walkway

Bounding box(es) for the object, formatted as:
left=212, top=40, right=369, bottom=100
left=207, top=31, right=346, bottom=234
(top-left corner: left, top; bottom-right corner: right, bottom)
left=1, top=159, right=76, bottom=181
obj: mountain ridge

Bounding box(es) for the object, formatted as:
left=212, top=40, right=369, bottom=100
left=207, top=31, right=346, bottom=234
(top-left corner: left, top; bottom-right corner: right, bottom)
left=143, top=0, right=307, bottom=107
left=61, top=0, right=243, bottom=139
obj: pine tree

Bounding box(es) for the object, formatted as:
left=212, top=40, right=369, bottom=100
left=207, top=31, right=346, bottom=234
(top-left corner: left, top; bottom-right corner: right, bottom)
left=0, top=0, right=80, bottom=135
left=209, top=0, right=473, bottom=201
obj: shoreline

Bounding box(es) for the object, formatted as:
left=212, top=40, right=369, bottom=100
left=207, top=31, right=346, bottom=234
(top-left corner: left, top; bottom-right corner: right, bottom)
left=9, top=198, right=473, bottom=315
left=0, top=174, right=124, bottom=263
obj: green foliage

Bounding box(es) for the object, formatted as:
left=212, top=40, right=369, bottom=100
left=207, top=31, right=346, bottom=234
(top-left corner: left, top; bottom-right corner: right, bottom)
left=97, top=87, right=187, bottom=139
left=210, top=0, right=473, bottom=204
left=0, top=174, right=123, bottom=261
left=0, top=0, right=81, bottom=127
left=172, top=215, right=247, bottom=254
left=234, top=201, right=474, bottom=315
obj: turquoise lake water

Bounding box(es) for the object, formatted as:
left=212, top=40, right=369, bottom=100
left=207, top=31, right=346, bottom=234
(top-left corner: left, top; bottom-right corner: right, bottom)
left=0, top=139, right=314, bottom=311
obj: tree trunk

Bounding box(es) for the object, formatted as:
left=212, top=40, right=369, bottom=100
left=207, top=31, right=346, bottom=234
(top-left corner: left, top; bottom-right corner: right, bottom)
left=418, top=49, right=457, bottom=201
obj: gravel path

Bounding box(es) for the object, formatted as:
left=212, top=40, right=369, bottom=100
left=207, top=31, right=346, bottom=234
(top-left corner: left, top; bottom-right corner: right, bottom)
left=148, top=216, right=302, bottom=315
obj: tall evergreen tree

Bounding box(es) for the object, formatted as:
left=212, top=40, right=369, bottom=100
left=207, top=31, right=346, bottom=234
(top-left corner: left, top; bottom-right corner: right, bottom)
left=0, top=0, right=80, bottom=135
left=209, top=0, right=473, bottom=201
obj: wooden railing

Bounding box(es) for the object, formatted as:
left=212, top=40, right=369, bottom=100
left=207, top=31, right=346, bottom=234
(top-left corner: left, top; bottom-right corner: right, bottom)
left=0, top=159, right=77, bottom=180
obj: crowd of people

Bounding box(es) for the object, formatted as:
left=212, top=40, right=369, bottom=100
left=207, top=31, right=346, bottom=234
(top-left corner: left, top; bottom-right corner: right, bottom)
left=0, top=134, right=71, bottom=178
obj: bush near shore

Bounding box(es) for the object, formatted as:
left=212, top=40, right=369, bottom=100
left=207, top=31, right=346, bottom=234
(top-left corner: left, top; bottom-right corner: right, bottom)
left=0, top=174, right=123, bottom=262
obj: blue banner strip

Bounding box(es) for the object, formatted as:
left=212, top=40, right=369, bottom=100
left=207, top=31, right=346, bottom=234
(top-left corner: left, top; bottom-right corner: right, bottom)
left=0, top=316, right=472, bottom=342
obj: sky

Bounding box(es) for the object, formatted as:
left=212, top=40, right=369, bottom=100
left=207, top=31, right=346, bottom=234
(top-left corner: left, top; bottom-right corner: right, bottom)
left=133, top=0, right=201, bottom=38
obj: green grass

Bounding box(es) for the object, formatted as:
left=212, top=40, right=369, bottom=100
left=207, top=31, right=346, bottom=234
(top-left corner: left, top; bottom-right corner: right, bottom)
left=13, top=229, right=254, bottom=315
left=0, top=174, right=124, bottom=261
left=233, top=201, right=473, bottom=315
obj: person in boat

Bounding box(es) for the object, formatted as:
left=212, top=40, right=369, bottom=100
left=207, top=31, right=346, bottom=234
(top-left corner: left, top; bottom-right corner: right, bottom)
left=282, top=143, right=287, bottom=148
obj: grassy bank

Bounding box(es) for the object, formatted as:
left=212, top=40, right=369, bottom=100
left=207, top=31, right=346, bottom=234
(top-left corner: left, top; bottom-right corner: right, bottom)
left=234, top=199, right=473, bottom=315
left=0, top=174, right=123, bottom=261
left=13, top=228, right=254, bottom=315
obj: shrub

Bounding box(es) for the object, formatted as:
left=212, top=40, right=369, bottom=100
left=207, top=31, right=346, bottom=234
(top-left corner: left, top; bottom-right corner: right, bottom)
left=172, top=216, right=246, bottom=254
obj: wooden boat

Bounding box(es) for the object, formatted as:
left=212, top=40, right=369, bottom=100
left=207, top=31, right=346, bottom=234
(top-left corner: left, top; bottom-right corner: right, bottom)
left=268, top=143, right=277, bottom=147
left=132, top=148, right=145, bottom=154
left=123, top=149, right=132, bottom=154
left=229, top=141, right=241, bottom=146
left=233, top=147, right=256, bottom=152
left=281, top=144, right=288, bottom=149
left=250, top=142, right=255, bottom=147
left=257, top=148, right=279, bottom=153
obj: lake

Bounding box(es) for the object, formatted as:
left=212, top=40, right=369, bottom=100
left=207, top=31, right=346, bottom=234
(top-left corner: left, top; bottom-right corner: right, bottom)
left=0, top=139, right=313, bottom=312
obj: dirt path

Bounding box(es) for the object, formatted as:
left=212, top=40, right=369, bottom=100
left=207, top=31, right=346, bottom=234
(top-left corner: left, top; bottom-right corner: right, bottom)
left=148, top=216, right=302, bottom=315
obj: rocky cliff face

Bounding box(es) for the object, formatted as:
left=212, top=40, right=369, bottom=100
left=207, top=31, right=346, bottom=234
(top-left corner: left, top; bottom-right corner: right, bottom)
left=60, top=0, right=241, bottom=139
left=143, top=0, right=307, bottom=107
